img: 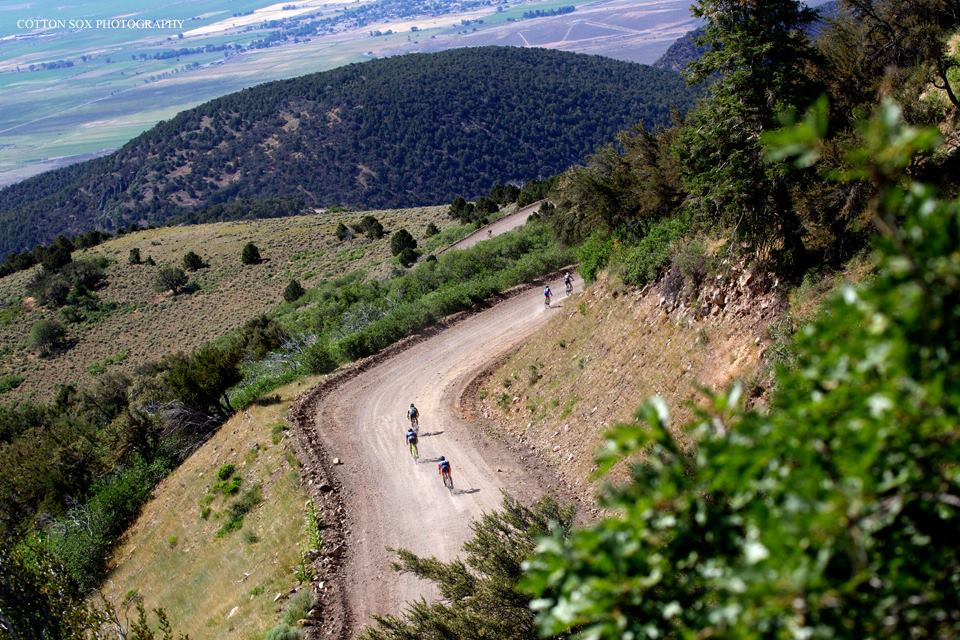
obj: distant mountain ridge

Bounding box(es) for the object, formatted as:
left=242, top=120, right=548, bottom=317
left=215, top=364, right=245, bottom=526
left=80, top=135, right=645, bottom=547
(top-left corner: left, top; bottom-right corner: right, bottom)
left=0, top=47, right=696, bottom=258
left=653, top=1, right=841, bottom=72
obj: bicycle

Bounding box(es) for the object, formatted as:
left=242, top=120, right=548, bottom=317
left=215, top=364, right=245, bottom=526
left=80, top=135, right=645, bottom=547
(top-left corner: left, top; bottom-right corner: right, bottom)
left=438, top=457, right=453, bottom=491
left=405, top=429, right=419, bottom=461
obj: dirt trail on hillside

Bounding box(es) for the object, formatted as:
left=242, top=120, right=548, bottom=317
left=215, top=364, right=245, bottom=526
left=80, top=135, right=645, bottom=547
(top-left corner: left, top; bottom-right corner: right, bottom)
left=301, top=275, right=581, bottom=636
left=440, top=200, right=543, bottom=253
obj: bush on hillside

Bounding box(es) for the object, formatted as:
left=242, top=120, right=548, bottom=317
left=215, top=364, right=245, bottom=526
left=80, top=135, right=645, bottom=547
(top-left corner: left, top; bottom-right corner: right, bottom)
left=154, top=265, right=188, bottom=294
left=241, top=242, right=262, bottom=265
left=28, top=319, right=67, bottom=357
left=576, top=232, right=613, bottom=283
left=336, top=222, right=352, bottom=241
left=283, top=279, right=306, bottom=303
left=182, top=250, right=205, bottom=271
left=389, top=229, right=417, bottom=256
left=354, top=216, right=384, bottom=239
left=424, top=222, right=439, bottom=237
left=397, top=247, right=419, bottom=268
left=128, top=248, right=141, bottom=265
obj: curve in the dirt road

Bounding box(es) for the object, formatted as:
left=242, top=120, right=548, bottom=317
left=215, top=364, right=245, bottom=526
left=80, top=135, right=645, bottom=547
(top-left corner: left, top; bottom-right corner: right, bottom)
left=305, top=274, right=582, bottom=637
left=438, top=200, right=544, bottom=254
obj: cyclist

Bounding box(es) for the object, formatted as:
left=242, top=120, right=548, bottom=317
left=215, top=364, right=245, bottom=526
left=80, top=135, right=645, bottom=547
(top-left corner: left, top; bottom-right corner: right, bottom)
left=405, top=428, right=419, bottom=460
left=564, top=271, right=573, bottom=294
left=438, top=455, right=453, bottom=489
left=543, top=285, right=552, bottom=307
left=407, top=403, right=419, bottom=431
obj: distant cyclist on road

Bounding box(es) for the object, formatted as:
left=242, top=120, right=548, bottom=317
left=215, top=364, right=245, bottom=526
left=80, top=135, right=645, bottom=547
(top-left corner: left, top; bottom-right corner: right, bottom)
left=564, top=271, right=574, bottom=294
left=543, top=285, right=552, bottom=307
left=407, top=403, right=419, bottom=431
left=405, top=428, right=419, bottom=460
left=438, top=456, right=453, bottom=490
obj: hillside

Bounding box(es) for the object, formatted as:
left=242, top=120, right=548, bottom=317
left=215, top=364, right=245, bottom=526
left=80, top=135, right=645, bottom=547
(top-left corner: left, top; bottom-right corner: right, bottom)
left=0, top=47, right=696, bottom=258
left=0, top=205, right=453, bottom=401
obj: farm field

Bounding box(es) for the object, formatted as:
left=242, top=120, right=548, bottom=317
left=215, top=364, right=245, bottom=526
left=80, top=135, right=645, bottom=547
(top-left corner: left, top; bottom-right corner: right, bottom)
left=0, top=205, right=460, bottom=401
left=419, top=0, right=697, bottom=63
left=0, top=0, right=699, bottom=186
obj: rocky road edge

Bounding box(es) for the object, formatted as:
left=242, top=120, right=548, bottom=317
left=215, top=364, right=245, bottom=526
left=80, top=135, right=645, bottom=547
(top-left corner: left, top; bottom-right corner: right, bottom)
left=287, top=268, right=574, bottom=639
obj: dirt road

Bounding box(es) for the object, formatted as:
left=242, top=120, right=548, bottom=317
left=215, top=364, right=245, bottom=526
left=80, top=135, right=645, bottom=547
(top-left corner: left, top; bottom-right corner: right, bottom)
left=439, top=200, right=543, bottom=254
left=308, top=274, right=581, bottom=634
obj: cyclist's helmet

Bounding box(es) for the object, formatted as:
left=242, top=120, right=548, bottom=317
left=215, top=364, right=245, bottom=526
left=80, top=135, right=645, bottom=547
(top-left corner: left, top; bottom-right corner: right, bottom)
left=438, top=455, right=446, bottom=461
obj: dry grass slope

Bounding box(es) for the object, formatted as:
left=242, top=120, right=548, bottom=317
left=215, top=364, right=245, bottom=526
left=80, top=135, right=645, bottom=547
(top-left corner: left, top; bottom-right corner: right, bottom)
left=474, top=273, right=779, bottom=503
left=100, top=376, right=324, bottom=640
left=0, top=206, right=451, bottom=401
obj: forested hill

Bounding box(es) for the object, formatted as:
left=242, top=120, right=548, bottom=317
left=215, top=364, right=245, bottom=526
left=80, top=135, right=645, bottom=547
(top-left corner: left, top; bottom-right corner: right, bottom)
left=0, top=47, right=695, bottom=258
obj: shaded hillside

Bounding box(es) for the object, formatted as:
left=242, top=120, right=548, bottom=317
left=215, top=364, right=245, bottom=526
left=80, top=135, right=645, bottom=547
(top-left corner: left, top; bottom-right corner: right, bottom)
left=0, top=47, right=696, bottom=258
left=654, top=1, right=841, bottom=72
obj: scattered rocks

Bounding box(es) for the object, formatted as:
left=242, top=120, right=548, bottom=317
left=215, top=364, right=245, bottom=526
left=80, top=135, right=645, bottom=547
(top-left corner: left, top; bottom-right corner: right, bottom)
left=227, top=606, right=239, bottom=619
left=332, top=457, right=342, bottom=465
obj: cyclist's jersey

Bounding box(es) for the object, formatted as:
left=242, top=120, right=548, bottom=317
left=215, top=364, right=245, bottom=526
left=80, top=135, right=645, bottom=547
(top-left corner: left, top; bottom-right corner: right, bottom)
left=544, top=287, right=551, bottom=297
left=408, top=406, right=419, bottom=419
left=439, top=460, right=451, bottom=473
left=564, top=274, right=572, bottom=284
left=405, top=430, right=418, bottom=444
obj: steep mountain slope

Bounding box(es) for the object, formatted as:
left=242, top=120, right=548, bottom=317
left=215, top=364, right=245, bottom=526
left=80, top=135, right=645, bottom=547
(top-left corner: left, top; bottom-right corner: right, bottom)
left=0, top=47, right=696, bottom=258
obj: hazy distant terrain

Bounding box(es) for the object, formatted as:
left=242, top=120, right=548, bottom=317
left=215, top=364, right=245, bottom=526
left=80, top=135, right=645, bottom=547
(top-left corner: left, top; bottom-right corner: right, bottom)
left=0, top=0, right=698, bottom=186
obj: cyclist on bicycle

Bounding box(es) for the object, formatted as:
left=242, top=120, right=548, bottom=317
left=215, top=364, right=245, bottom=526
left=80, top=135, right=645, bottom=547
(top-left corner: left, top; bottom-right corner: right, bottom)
left=407, top=403, right=419, bottom=431
left=438, top=455, right=453, bottom=488
left=405, top=428, right=419, bottom=459
left=564, top=271, right=573, bottom=294
left=543, top=285, right=552, bottom=307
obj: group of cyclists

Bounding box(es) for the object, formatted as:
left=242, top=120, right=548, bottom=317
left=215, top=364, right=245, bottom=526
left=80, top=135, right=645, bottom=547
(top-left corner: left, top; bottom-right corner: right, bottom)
left=404, top=403, right=453, bottom=490
left=544, top=271, right=575, bottom=307
left=403, top=273, right=576, bottom=489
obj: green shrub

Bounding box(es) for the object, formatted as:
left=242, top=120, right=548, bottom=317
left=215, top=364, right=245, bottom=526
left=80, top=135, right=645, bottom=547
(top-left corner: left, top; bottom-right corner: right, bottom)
left=154, top=265, right=188, bottom=294
left=216, top=484, right=262, bottom=537
left=46, top=456, right=171, bottom=590
left=216, top=463, right=235, bottom=481
left=396, top=247, right=419, bottom=267
left=618, top=216, right=689, bottom=287
left=390, top=229, right=417, bottom=256
left=282, top=590, right=314, bottom=626
left=0, top=374, right=24, bottom=394
left=424, top=222, right=439, bottom=237
left=265, top=623, right=302, bottom=640
left=182, top=250, right=205, bottom=271
left=576, top=232, right=613, bottom=283
left=283, top=279, right=306, bottom=303
left=28, top=319, right=67, bottom=356
left=128, top=248, right=141, bottom=265
left=241, top=242, right=262, bottom=265
left=301, top=341, right=337, bottom=374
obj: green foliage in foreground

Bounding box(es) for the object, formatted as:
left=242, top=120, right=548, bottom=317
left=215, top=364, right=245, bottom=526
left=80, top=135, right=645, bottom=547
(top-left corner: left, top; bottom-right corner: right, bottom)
left=360, top=495, right=573, bottom=640
left=522, top=103, right=960, bottom=638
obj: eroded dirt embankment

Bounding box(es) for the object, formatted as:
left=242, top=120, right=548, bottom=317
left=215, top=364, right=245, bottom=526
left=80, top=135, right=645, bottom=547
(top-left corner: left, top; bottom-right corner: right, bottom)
left=471, top=263, right=787, bottom=506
